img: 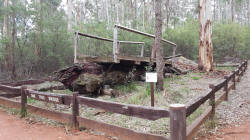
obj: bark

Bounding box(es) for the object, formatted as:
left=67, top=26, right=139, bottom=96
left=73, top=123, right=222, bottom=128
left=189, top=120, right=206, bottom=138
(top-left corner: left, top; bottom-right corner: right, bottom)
left=165, top=0, right=170, bottom=28
left=11, top=13, right=16, bottom=79
left=231, top=0, right=235, bottom=22
left=35, top=0, right=41, bottom=57
left=198, top=0, right=213, bottom=72
left=155, top=0, right=164, bottom=91
left=67, top=0, right=73, bottom=32
left=3, top=0, right=10, bottom=70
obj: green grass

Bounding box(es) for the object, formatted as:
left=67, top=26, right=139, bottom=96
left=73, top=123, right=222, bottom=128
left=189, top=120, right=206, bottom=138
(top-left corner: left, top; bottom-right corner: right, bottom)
left=27, top=97, right=36, bottom=104
left=127, top=84, right=151, bottom=105
left=114, top=81, right=138, bottom=93
left=214, top=66, right=235, bottom=71
left=191, top=76, right=201, bottom=80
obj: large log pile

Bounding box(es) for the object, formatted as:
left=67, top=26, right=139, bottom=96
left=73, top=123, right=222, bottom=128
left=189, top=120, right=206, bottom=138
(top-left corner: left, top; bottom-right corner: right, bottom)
left=53, top=57, right=198, bottom=95
left=53, top=63, right=132, bottom=95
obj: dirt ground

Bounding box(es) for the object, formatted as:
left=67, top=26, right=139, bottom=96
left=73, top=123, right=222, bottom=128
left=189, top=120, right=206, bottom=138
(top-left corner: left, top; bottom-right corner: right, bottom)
left=198, top=65, right=250, bottom=140
left=0, top=109, right=110, bottom=140
left=199, top=122, right=250, bottom=140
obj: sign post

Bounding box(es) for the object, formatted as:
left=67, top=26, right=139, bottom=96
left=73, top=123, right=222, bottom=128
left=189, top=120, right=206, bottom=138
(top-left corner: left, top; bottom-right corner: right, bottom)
left=146, top=73, right=157, bottom=107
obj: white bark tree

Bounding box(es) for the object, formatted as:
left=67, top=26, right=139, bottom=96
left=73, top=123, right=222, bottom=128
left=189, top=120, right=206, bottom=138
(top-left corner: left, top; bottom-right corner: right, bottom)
left=198, top=0, right=213, bottom=72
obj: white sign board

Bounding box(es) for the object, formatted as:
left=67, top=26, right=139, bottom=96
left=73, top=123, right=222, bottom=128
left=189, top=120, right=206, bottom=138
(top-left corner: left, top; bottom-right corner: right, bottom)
left=146, top=73, right=157, bottom=83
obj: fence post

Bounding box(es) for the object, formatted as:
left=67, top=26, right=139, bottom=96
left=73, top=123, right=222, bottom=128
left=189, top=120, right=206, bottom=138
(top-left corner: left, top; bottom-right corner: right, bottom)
left=246, top=60, right=248, bottom=69
left=240, top=64, right=244, bottom=77
left=113, top=25, right=118, bottom=63
left=140, top=44, right=144, bottom=57
left=209, top=84, right=215, bottom=119
left=20, top=86, right=27, bottom=118
left=74, top=32, right=79, bottom=64
left=224, top=76, right=229, bottom=101
left=232, top=71, right=236, bottom=90
left=236, top=69, right=240, bottom=82
left=72, top=92, right=79, bottom=131
left=170, top=104, right=186, bottom=140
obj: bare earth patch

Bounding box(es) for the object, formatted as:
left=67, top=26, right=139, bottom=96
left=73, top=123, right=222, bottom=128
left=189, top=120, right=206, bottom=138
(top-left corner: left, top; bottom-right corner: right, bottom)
left=0, top=108, right=111, bottom=140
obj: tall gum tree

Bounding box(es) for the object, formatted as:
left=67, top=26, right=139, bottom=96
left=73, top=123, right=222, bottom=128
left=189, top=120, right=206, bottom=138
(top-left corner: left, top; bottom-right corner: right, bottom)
left=198, top=0, right=213, bottom=72
left=155, top=0, right=164, bottom=91
left=3, top=0, right=10, bottom=70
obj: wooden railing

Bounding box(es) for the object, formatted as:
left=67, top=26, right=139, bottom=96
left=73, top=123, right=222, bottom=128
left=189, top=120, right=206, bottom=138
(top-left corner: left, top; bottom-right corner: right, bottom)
left=74, top=32, right=146, bottom=63
left=186, top=60, right=248, bottom=140
left=0, top=82, right=172, bottom=140
left=114, top=25, right=177, bottom=63
left=0, top=60, right=247, bottom=140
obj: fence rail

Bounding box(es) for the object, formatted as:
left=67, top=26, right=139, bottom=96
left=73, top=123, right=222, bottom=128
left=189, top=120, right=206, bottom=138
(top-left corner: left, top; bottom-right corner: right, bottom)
left=0, top=60, right=248, bottom=140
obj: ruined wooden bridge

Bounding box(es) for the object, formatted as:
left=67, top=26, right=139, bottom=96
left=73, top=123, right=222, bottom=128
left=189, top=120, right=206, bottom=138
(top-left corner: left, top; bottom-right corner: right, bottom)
left=74, top=25, right=178, bottom=65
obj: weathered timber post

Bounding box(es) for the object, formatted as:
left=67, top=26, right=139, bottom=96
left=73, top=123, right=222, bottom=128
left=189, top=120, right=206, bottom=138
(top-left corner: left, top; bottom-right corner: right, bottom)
left=140, top=44, right=144, bottom=57
left=224, top=76, right=229, bottom=101
left=232, top=71, right=236, bottom=90
left=113, top=25, right=118, bottom=63
left=170, top=104, right=186, bottom=140
left=72, top=92, right=79, bottom=131
left=74, top=32, right=79, bottom=64
left=20, top=86, right=27, bottom=118
left=240, top=64, right=244, bottom=77
left=209, top=84, right=215, bottom=119
left=246, top=60, right=248, bottom=69
left=236, top=69, right=240, bottom=82
left=151, top=83, right=154, bottom=107
left=243, top=62, right=246, bottom=72
left=117, top=42, right=120, bottom=55
left=172, top=46, right=177, bottom=59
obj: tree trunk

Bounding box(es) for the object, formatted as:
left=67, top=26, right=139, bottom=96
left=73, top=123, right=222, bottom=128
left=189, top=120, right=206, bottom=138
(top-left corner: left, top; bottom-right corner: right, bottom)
left=198, top=0, right=213, bottom=72
left=155, top=0, right=164, bottom=91
left=231, top=0, right=235, bottom=22
left=3, top=0, right=10, bottom=71
left=165, top=0, right=170, bottom=28
left=35, top=0, right=41, bottom=57
left=67, top=0, right=73, bottom=32
left=11, top=12, right=16, bottom=79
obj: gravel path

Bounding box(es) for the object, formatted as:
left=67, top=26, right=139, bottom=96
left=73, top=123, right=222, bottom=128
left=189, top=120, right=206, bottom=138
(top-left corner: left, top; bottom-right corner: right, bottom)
left=199, top=64, right=250, bottom=139
left=216, top=66, right=250, bottom=125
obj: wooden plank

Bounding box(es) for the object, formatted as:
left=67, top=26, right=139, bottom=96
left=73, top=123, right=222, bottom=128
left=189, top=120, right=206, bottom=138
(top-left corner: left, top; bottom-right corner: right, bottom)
left=0, top=96, right=20, bottom=109
left=25, top=89, right=64, bottom=104
left=210, top=79, right=227, bottom=93
left=118, top=41, right=145, bottom=44
left=0, top=84, right=20, bottom=94
left=26, top=104, right=72, bottom=124
left=0, top=79, right=46, bottom=87
left=77, top=116, right=168, bottom=140
left=186, top=106, right=212, bottom=140
left=0, top=96, right=72, bottom=124
left=77, top=96, right=169, bottom=120
left=186, top=90, right=213, bottom=117
left=115, top=25, right=176, bottom=46
left=118, top=55, right=151, bottom=63
left=77, top=32, right=113, bottom=42
left=77, top=55, right=115, bottom=63
left=0, top=93, right=20, bottom=98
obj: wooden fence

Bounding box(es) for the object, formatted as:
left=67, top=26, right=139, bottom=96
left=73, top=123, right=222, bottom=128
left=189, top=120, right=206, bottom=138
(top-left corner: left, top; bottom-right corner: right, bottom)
left=0, top=60, right=248, bottom=140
